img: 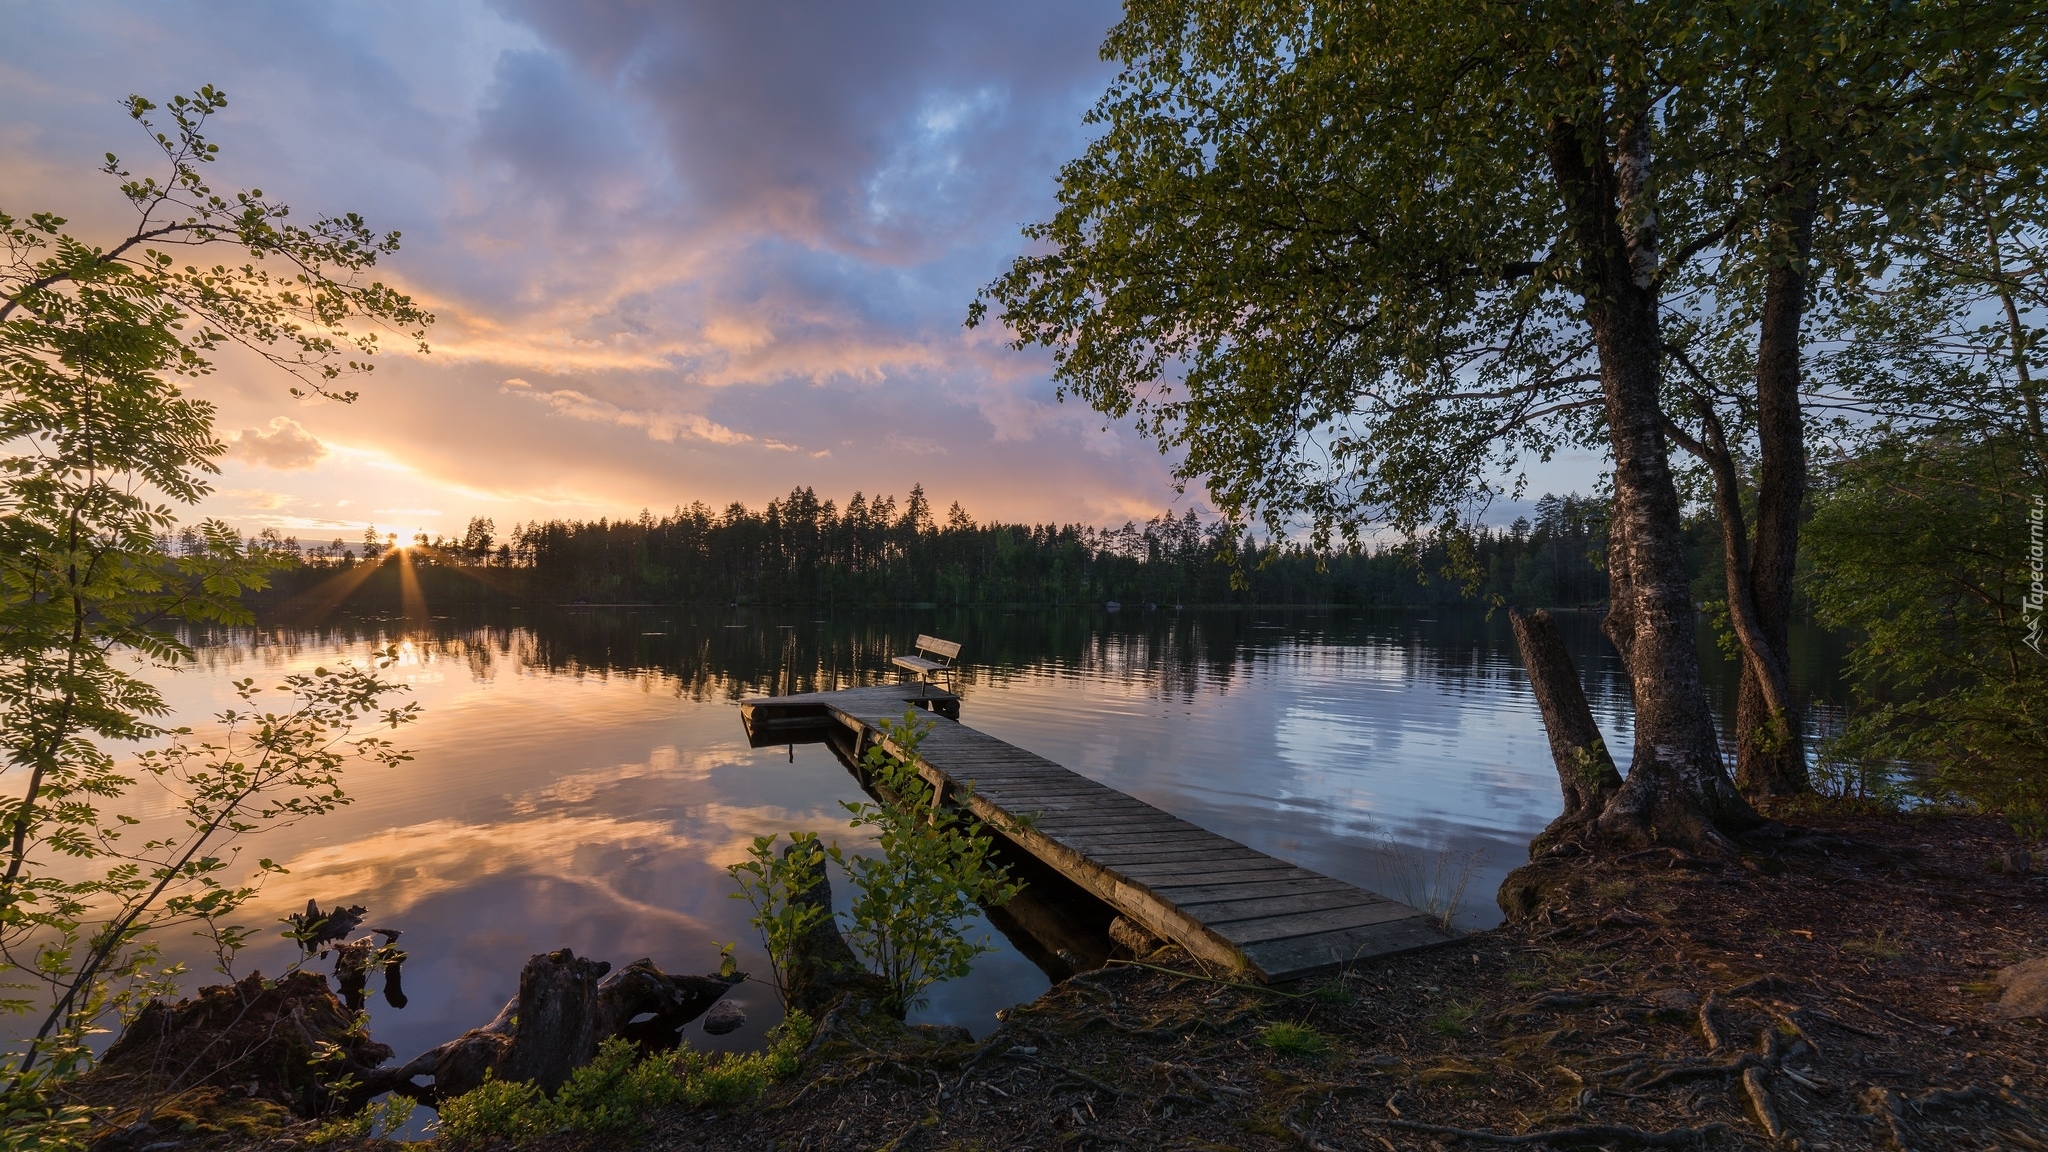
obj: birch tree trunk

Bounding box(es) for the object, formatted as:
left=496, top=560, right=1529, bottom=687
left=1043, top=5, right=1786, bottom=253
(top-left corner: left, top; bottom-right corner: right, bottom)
left=1544, top=109, right=1760, bottom=853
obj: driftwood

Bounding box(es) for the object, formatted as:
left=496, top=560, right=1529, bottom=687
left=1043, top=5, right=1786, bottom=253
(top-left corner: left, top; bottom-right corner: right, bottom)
left=370, top=949, right=743, bottom=1102
left=72, top=971, right=394, bottom=1122
left=1508, top=608, right=1624, bottom=849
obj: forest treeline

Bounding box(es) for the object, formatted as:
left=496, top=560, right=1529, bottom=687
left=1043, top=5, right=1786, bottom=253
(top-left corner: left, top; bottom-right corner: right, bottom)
left=247, top=485, right=1721, bottom=609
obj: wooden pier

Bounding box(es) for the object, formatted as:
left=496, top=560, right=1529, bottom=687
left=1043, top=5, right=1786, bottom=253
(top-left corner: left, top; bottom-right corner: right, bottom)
left=740, top=683, right=1456, bottom=982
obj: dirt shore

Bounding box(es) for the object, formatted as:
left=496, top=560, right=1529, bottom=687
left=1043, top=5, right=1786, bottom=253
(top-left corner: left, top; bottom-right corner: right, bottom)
left=634, top=810, right=2047, bottom=1152
left=115, top=810, right=2048, bottom=1151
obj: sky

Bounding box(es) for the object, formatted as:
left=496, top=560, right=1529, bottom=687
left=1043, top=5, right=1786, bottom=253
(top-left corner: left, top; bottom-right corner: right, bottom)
left=1, top=1, right=1600, bottom=546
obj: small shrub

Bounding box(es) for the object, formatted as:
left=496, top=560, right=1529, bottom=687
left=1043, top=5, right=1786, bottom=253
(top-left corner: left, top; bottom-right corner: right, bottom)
left=1311, top=980, right=1355, bottom=1004
left=1843, top=930, right=1907, bottom=960
left=433, top=1073, right=554, bottom=1148
left=764, top=1009, right=816, bottom=1080
left=1258, top=1022, right=1327, bottom=1056
left=555, top=1036, right=687, bottom=1134
left=727, top=831, right=830, bottom=1006
left=686, top=1053, right=769, bottom=1108
left=0, top=1076, right=92, bottom=1152
left=1371, top=836, right=1488, bottom=931
left=831, top=711, right=1023, bottom=1016
left=433, top=1013, right=816, bottom=1147
left=307, top=1093, right=416, bottom=1145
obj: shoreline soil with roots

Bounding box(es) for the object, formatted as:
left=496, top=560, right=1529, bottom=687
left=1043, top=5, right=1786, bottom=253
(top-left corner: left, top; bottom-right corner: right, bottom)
left=81, top=808, right=2046, bottom=1151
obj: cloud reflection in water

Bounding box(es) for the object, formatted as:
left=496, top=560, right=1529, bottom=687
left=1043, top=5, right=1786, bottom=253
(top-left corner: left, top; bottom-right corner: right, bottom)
left=138, top=606, right=1840, bottom=1066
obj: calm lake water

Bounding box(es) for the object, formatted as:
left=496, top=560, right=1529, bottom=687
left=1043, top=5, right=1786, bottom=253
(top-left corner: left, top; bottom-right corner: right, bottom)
left=141, top=606, right=1844, bottom=1066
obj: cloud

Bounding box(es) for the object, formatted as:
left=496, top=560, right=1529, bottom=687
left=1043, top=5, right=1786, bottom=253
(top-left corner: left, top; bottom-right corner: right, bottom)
left=503, top=378, right=757, bottom=447
left=230, top=417, right=330, bottom=470
left=223, top=488, right=294, bottom=511
left=1, top=0, right=1259, bottom=538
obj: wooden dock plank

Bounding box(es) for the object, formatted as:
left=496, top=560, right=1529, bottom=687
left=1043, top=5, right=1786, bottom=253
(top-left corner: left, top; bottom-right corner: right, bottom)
left=980, top=794, right=1160, bottom=816
left=1211, top=900, right=1423, bottom=944
left=1143, top=875, right=1361, bottom=904
left=1033, top=825, right=1214, bottom=847
left=1113, top=858, right=1305, bottom=883
left=1238, top=917, right=1451, bottom=974
left=1175, top=889, right=1397, bottom=923
left=738, top=683, right=1455, bottom=980
left=1043, top=834, right=1247, bottom=858
left=1073, top=832, right=1277, bottom=860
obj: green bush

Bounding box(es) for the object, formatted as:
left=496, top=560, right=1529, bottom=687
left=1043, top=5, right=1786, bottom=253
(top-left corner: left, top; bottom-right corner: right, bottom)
left=553, top=1036, right=687, bottom=1135
left=727, top=831, right=830, bottom=1005
left=761, top=1008, right=815, bottom=1082
left=1805, top=433, right=2048, bottom=835
left=433, top=1073, right=553, bottom=1148
left=432, top=1011, right=815, bottom=1148
left=830, top=711, right=1022, bottom=1016
left=306, top=1093, right=416, bottom=1145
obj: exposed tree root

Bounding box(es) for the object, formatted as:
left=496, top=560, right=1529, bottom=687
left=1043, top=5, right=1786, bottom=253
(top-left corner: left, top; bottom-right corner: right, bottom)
left=1281, top=1106, right=1345, bottom=1152
left=1859, top=1084, right=2037, bottom=1152
left=1739, top=1067, right=1782, bottom=1141
left=1626, top=1052, right=1760, bottom=1092
left=1363, top=1117, right=1728, bottom=1147
left=1004, top=1049, right=1126, bottom=1098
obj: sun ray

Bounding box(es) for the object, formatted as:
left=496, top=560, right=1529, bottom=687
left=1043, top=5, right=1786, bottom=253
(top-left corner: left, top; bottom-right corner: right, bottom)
left=271, top=554, right=392, bottom=626
left=396, top=545, right=430, bottom=631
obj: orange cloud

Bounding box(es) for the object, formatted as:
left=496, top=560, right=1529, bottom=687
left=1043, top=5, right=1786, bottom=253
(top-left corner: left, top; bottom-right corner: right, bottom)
left=231, top=417, right=329, bottom=470
left=501, top=379, right=758, bottom=446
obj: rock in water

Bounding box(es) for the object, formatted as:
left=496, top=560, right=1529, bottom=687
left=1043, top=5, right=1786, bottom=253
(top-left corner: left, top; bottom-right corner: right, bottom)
left=702, top=999, right=746, bottom=1035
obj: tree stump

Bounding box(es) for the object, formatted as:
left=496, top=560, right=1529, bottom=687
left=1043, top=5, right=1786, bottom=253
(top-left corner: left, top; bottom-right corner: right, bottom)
left=369, top=949, right=742, bottom=1103
left=498, top=948, right=612, bottom=1093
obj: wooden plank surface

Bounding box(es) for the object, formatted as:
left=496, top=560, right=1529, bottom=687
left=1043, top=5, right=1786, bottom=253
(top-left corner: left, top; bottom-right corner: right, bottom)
left=738, top=683, right=1455, bottom=981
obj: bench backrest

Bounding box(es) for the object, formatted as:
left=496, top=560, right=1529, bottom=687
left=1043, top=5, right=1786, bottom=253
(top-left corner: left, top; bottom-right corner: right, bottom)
left=914, top=634, right=963, bottom=662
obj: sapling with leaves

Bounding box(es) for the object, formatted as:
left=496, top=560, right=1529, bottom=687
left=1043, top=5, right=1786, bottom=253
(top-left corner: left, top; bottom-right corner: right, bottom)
left=726, top=831, right=829, bottom=1006
left=3, top=657, right=418, bottom=1088
left=0, top=84, right=428, bottom=1112
left=830, top=711, right=1020, bottom=1017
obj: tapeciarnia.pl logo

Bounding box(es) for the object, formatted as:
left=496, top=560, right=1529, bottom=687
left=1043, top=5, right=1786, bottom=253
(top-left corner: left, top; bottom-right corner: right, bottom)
left=2028, top=494, right=2045, bottom=657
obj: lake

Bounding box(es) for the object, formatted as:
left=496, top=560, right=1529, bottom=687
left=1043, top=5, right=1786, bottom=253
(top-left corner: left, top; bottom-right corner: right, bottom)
left=143, top=606, right=1845, bottom=1066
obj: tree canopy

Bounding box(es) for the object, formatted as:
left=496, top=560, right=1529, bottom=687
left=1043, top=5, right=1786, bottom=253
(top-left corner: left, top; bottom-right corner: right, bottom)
left=976, top=0, right=2047, bottom=849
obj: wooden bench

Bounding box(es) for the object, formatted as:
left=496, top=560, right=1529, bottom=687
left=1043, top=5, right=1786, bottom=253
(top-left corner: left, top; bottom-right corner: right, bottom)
left=892, top=635, right=962, bottom=683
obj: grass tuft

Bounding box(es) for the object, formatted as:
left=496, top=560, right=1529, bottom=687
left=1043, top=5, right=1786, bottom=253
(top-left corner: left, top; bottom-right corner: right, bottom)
left=1258, top=1021, right=1328, bottom=1056
left=1311, top=979, right=1356, bottom=1004
left=1431, top=1001, right=1480, bottom=1036
left=1843, top=929, right=1907, bottom=960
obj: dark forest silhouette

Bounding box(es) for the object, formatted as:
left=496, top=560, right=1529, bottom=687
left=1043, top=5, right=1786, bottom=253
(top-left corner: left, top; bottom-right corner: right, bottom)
left=230, top=486, right=1720, bottom=611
